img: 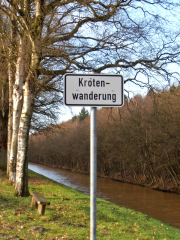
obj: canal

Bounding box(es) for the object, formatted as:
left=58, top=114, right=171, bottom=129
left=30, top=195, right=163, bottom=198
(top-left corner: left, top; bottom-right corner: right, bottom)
left=29, top=162, right=180, bottom=228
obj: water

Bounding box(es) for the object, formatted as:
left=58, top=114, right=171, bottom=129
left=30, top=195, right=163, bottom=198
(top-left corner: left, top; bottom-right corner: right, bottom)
left=29, top=162, right=180, bottom=228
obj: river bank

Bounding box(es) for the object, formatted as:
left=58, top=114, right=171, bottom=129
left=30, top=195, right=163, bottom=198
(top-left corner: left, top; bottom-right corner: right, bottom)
left=29, top=95, right=180, bottom=197
left=29, top=160, right=180, bottom=194
left=1, top=169, right=180, bottom=239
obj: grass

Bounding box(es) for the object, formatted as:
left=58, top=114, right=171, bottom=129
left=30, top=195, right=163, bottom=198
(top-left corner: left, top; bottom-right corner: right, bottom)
left=0, top=169, right=180, bottom=240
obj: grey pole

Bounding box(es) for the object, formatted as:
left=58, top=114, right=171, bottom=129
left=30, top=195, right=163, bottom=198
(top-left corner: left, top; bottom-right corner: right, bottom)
left=90, top=107, right=97, bottom=240
left=90, top=70, right=97, bottom=240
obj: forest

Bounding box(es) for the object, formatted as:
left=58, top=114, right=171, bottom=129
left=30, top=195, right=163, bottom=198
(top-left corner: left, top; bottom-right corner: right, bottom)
left=29, top=85, right=180, bottom=193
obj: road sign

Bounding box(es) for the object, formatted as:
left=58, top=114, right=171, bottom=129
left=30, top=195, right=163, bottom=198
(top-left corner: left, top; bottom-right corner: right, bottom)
left=64, top=73, right=124, bottom=107
left=64, top=72, right=124, bottom=240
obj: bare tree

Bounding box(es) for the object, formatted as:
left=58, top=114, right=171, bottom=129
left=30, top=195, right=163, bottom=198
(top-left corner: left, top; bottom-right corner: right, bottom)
left=0, top=0, right=180, bottom=196
left=0, top=58, right=8, bottom=171
left=0, top=14, right=9, bottom=171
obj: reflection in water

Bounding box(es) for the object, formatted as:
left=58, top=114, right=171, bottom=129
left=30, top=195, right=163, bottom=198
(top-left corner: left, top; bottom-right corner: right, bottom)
left=29, top=162, right=180, bottom=228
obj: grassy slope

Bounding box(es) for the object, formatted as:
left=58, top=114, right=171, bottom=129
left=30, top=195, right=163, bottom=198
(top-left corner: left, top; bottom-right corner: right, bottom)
left=0, top=169, right=180, bottom=240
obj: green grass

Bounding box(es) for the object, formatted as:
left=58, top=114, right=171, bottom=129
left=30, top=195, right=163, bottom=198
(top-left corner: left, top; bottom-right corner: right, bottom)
left=0, top=169, right=180, bottom=240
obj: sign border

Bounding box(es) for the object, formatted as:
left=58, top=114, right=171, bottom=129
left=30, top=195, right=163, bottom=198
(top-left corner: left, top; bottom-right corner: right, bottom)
left=64, top=73, right=124, bottom=107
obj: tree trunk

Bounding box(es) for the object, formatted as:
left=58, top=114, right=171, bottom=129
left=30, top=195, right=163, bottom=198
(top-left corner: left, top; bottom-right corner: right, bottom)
left=15, top=0, right=43, bottom=196
left=7, top=60, right=14, bottom=176
left=9, top=36, right=24, bottom=185
left=7, top=10, right=16, bottom=177
left=0, top=78, right=8, bottom=171
left=15, top=81, right=34, bottom=196
left=0, top=110, right=8, bottom=171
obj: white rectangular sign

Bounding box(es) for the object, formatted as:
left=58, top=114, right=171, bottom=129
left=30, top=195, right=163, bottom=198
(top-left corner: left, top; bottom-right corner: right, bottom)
left=64, top=73, right=124, bottom=107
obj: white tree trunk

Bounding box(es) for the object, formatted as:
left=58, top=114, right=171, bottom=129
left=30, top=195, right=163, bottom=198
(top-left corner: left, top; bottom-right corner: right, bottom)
left=15, top=81, right=34, bottom=196
left=7, top=60, right=14, bottom=175
left=15, top=0, right=43, bottom=196
left=7, top=11, right=16, bottom=177
left=9, top=36, right=24, bottom=185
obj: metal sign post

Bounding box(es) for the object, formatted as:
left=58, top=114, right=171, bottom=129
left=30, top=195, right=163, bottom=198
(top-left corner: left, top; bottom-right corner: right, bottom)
left=64, top=71, right=123, bottom=240
left=90, top=106, right=97, bottom=240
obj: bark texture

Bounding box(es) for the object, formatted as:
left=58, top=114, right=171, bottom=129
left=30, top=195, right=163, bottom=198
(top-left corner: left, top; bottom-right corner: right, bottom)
left=0, top=110, right=8, bottom=171
left=15, top=0, right=42, bottom=196
left=15, top=82, right=34, bottom=196
left=9, top=36, right=24, bottom=185
left=7, top=59, right=14, bottom=176
left=7, top=13, right=16, bottom=177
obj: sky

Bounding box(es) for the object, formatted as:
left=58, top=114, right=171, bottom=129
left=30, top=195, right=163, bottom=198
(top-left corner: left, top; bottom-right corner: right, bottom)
left=57, top=1, right=180, bottom=124
left=60, top=105, right=85, bottom=123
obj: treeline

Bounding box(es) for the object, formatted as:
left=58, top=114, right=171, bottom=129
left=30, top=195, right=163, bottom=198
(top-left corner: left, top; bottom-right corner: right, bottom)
left=29, top=86, right=180, bottom=193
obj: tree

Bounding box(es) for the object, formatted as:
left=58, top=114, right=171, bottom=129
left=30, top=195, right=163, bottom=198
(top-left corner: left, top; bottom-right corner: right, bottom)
left=78, top=107, right=89, bottom=121
left=0, top=0, right=180, bottom=196
left=71, top=115, right=78, bottom=122
left=0, top=40, right=8, bottom=171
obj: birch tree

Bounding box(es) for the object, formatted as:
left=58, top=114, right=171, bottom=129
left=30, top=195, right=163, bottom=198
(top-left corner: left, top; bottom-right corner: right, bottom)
left=14, top=0, right=45, bottom=196
left=7, top=13, right=16, bottom=177
left=0, top=0, right=180, bottom=196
